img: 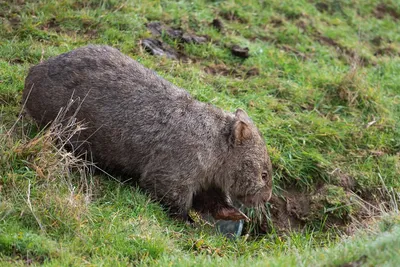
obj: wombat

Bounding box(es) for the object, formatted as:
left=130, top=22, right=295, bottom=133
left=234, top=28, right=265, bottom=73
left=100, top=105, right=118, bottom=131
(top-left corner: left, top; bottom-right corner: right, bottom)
left=23, top=45, right=273, bottom=221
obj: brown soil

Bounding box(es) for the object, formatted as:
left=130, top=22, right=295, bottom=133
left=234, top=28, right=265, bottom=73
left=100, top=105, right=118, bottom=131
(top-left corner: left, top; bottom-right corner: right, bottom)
left=260, top=189, right=310, bottom=232
left=338, top=172, right=356, bottom=191
left=257, top=179, right=368, bottom=234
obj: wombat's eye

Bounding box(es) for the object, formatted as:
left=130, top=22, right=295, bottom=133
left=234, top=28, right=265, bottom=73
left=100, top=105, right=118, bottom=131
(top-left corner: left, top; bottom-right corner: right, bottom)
left=261, top=172, right=268, bottom=180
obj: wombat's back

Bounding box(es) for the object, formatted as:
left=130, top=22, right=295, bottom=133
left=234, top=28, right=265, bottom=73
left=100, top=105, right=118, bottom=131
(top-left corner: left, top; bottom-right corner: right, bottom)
left=24, top=45, right=190, bottom=123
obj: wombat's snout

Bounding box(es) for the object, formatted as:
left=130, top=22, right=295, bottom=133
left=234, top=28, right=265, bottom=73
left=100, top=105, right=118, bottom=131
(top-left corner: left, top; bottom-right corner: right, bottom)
left=259, top=185, right=273, bottom=203
left=237, top=185, right=273, bottom=207
left=265, top=186, right=273, bottom=202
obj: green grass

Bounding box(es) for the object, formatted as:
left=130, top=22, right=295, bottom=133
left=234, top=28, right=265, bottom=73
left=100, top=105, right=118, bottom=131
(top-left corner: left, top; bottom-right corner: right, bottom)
left=1, top=0, right=400, bottom=265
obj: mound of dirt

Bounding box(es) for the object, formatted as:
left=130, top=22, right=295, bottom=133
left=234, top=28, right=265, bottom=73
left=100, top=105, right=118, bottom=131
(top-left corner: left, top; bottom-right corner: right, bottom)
left=261, top=190, right=309, bottom=232
left=258, top=183, right=358, bottom=233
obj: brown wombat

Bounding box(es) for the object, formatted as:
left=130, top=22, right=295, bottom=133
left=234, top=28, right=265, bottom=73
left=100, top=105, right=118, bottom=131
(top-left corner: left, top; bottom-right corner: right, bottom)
left=23, top=45, right=273, bottom=221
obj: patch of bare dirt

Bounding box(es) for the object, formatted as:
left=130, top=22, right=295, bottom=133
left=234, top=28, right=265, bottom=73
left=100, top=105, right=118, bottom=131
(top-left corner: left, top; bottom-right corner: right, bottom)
left=328, top=169, right=357, bottom=191
left=286, top=191, right=311, bottom=221
left=374, top=3, right=400, bottom=20
left=338, top=173, right=356, bottom=191
left=256, top=179, right=370, bottom=234
left=261, top=190, right=310, bottom=232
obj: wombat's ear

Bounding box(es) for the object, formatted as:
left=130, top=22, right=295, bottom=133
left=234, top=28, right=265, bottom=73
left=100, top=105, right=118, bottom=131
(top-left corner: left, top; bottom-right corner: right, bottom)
left=235, top=109, right=250, bottom=121
left=233, top=109, right=252, bottom=145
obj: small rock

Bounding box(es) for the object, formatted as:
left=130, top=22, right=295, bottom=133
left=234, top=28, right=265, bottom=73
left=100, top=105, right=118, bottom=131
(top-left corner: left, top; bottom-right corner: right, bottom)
left=145, top=21, right=163, bottom=36
left=181, top=33, right=208, bottom=44
left=141, top=38, right=181, bottom=60
left=231, top=45, right=249, bottom=58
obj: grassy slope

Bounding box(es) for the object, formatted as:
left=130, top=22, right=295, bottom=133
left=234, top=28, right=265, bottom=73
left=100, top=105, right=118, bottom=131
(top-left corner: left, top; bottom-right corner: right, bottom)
left=1, top=0, right=400, bottom=265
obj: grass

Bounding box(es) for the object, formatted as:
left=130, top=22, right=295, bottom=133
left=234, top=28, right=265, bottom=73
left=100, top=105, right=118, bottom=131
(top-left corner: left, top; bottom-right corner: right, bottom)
left=1, top=0, right=400, bottom=265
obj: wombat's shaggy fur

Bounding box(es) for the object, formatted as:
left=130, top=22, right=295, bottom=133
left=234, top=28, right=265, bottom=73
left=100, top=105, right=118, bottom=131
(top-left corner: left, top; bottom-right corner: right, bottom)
left=23, top=45, right=273, bottom=220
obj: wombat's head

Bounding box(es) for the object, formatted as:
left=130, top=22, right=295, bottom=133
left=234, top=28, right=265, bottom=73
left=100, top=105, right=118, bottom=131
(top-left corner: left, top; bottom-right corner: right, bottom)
left=225, top=109, right=273, bottom=207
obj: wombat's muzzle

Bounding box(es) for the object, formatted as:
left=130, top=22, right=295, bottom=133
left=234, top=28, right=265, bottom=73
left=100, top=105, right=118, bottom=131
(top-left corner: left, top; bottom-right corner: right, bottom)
left=237, top=186, right=272, bottom=207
